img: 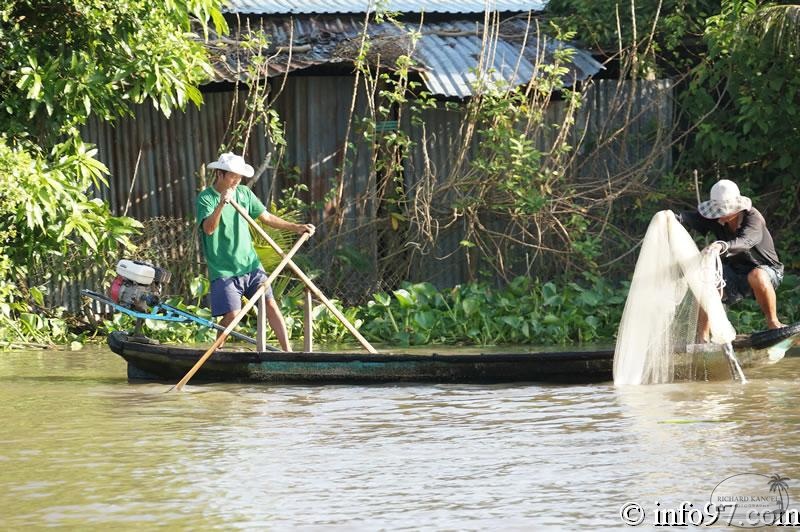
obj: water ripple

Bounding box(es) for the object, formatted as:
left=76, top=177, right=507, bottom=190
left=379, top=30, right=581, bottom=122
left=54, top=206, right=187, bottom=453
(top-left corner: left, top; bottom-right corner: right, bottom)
left=1, top=349, right=799, bottom=529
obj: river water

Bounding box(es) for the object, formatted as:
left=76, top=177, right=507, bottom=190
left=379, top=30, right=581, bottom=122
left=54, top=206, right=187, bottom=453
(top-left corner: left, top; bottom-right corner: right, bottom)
left=1, top=345, right=799, bottom=530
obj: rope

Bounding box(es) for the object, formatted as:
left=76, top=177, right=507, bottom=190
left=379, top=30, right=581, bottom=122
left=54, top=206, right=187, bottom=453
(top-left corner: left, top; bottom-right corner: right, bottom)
left=704, top=240, right=729, bottom=291
left=705, top=242, right=747, bottom=383
left=701, top=246, right=726, bottom=291
left=712, top=251, right=726, bottom=291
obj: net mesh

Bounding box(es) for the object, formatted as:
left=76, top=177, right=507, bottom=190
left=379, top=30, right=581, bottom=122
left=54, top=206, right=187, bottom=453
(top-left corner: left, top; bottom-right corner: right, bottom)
left=613, top=210, right=737, bottom=385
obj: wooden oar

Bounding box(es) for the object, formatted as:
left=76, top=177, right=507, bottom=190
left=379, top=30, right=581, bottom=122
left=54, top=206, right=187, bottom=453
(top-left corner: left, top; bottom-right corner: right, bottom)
left=228, top=200, right=378, bottom=354
left=172, top=232, right=310, bottom=391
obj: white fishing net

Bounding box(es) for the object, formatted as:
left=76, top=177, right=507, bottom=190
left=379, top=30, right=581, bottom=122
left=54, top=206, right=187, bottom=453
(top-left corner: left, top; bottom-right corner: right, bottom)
left=613, top=210, right=737, bottom=385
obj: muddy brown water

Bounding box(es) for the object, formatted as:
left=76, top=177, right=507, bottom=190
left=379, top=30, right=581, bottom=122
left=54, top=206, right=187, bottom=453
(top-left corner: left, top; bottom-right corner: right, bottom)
left=1, top=345, right=799, bottom=529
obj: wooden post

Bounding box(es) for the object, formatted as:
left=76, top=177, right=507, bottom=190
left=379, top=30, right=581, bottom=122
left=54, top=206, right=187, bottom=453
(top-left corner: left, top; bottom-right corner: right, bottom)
left=257, top=292, right=267, bottom=352
left=228, top=200, right=377, bottom=353
left=173, top=282, right=270, bottom=391
left=303, top=288, right=313, bottom=353
left=173, top=232, right=310, bottom=391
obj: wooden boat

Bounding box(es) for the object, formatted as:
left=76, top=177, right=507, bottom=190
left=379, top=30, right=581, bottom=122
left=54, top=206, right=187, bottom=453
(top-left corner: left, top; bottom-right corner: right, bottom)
left=107, top=322, right=800, bottom=384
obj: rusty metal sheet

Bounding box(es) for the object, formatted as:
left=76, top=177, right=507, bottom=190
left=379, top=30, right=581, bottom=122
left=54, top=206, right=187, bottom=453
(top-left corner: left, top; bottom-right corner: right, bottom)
left=226, top=0, right=547, bottom=15
left=209, top=15, right=602, bottom=97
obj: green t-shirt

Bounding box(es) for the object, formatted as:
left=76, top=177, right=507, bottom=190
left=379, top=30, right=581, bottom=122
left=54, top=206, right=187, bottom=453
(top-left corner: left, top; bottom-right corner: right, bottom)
left=196, top=185, right=267, bottom=281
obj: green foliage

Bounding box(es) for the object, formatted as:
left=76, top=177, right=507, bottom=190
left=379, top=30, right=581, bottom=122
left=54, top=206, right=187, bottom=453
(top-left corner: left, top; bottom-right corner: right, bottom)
left=740, top=4, right=800, bottom=58
left=250, top=205, right=299, bottom=272
left=356, top=273, right=800, bottom=345
left=104, top=273, right=628, bottom=346
left=0, top=288, right=80, bottom=348
left=359, top=275, right=627, bottom=345
left=0, top=0, right=227, bottom=348
left=104, top=271, right=800, bottom=347
left=470, top=88, right=549, bottom=215
left=0, top=137, right=141, bottom=347
left=1, top=0, right=227, bottom=142
left=686, top=0, right=797, bottom=166
left=679, top=0, right=800, bottom=264
left=278, top=293, right=365, bottom=346
left=547, top=0, right=720, bottom=72
left=0, top=138, right=142, bottom=270
left=446, top=49, right=609, bottom=274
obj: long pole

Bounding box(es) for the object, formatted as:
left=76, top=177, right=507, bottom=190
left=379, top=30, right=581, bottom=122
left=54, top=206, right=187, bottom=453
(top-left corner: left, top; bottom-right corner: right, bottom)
left=172, top=232, right=310, bottom=391
left=228, top=201, right=377, bottom=354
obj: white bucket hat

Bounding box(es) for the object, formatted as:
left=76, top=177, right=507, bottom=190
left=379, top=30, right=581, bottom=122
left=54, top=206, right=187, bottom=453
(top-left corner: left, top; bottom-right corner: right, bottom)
left=697, top=179, right=752, bottom=219
left=207, top=152, right=254, bottom=178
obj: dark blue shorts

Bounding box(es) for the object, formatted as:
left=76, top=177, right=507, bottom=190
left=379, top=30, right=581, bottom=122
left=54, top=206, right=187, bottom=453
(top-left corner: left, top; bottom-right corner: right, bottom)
left=209, top=268, right=274, bottom=317
left=722, top=264, right=783, bottom=306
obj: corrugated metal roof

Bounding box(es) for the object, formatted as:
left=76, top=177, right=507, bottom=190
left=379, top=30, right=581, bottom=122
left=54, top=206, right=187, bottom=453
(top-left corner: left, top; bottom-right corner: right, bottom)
left=225, top=0, right=547, bottom=15
left=415, top=19, right=602, bottom=97
left=207, top=15, right=603, bottom=97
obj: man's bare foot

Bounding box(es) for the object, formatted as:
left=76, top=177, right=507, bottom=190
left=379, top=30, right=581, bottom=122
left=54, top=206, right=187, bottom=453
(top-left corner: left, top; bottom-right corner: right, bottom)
left=767, top=320, right=785, bottom=330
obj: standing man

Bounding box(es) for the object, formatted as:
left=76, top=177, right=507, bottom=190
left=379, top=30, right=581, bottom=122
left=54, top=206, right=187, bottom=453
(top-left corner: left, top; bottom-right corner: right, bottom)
left=677, top=179, right=785, bottom=339
left=197, top=152, right=315, bottom=351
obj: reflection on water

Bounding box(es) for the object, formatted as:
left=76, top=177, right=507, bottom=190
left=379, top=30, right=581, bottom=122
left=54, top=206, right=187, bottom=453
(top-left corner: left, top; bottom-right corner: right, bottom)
left=1, top=346, right=799, bottom=529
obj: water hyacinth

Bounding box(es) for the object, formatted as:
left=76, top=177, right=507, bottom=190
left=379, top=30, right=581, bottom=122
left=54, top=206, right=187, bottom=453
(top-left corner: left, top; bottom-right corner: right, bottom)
left=358, top=275, right=628, bottom=346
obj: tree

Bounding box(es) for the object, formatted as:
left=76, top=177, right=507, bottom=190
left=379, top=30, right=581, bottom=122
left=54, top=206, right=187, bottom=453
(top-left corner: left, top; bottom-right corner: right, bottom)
left=681, top=1, right=800, bottom=262
left=0, top=0, right=227, bottom=346
left=546, top=0, right=721, bottom=74
left=546, top=0, right=800, bottom=267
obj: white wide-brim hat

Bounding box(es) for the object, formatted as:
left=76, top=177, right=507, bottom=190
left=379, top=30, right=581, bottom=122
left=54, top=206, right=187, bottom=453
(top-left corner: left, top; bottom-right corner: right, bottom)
left=207, top=152, right=254, bottom=178
left=697, top=179, right=752, bottom=219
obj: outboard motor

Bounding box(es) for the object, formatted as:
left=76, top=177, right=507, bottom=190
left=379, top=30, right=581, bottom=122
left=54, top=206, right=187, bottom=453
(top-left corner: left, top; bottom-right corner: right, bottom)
left=109, top=259, right=171, bottom=312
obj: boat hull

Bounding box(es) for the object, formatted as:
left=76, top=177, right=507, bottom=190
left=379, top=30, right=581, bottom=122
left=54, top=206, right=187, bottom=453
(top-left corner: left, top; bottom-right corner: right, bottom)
left=107, top=323, right=800, bottom=385
left=109, top=331, right=615, bottom=384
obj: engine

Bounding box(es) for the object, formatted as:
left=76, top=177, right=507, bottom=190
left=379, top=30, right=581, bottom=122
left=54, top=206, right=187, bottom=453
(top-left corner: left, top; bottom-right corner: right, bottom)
left=109, top=259, right=171, bottom=312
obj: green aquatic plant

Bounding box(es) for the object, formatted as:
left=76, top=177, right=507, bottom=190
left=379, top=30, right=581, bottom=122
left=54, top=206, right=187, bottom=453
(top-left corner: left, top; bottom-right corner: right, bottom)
left=358, top=274, right=629, bottom=346
left=0, top=0, right=227, bottom=348
left=96, top=272, right=800, bottom=348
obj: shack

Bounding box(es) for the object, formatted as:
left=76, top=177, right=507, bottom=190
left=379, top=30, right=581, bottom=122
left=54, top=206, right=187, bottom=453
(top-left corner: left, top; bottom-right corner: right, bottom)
left=74, top=0, right=669, bottom=310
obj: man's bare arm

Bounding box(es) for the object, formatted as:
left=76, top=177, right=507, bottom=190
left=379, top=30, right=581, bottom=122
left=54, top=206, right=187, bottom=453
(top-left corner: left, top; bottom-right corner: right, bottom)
left=258, top=211, right=315, bottom=236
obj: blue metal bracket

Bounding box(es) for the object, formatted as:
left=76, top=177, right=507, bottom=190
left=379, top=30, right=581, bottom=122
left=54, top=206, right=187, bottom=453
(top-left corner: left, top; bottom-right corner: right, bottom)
left=81, top=289, right=279, bottom=350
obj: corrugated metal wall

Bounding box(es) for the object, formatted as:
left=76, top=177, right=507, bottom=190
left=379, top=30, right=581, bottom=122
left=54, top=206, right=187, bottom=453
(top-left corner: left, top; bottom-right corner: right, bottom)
left=69, top=77, right=673, bottom=311
left=401, top=78, right=674, bottom=286
left=572, top=79, right=674, bottom=179
left=270, top=76, right=379, bottom=302
left=401, top=104, right=476, bottom=288
left=84, top=91, right=271, bottom=219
